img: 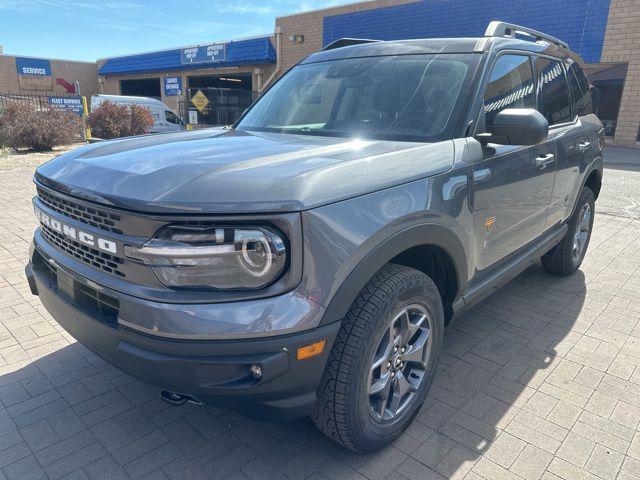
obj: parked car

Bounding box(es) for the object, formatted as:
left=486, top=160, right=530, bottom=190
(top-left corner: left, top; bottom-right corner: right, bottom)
left=27, top=22, right=603, bottom=452
left=90, top=94, right=184, bottom=133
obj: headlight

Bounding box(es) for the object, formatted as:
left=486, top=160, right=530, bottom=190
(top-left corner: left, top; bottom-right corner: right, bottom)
left=125, top=225, right=287, bottom=290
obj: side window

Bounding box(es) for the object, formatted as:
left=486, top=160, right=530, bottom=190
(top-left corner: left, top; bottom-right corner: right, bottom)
left=483, top=55, right=536, bottom=130
left=165, top=111, right=181, bottom=124
left=567, top=61, right=593, bottom=115
left=566, top=66, right=583, bottom=118
left=536, top=58, right=572, bottom=125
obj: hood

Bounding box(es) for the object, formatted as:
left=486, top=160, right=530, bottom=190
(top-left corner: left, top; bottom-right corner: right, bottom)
left=35, top=128, right=454, bottom=213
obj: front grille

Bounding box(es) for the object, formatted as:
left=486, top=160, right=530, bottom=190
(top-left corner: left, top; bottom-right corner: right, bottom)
left=37, top=187, right=123, bottom=234
left=41, top=224, right=125, bottom=277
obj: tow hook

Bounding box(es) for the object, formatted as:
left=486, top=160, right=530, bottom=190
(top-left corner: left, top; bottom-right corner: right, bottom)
left=160, top=390, right=203, bottom=407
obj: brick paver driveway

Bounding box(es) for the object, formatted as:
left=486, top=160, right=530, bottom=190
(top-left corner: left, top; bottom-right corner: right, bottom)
left=1, top=149, right=640, bottom=480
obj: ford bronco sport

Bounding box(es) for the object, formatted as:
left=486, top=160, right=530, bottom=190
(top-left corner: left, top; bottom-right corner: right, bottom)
left=26, top=22, right=603, bottom=451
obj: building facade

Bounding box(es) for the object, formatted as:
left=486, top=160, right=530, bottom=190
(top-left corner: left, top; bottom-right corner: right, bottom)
left=0, top=53, right=98, bottom=97
left=276, top=0, right=639, bottom=146
left=96, top=36, right=276, bottom=126
left=1, top=0, right=638, bottom=145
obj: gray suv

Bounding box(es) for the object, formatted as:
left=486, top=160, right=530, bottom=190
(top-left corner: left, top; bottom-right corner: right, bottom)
left=26, top=22, right=603, bottom=452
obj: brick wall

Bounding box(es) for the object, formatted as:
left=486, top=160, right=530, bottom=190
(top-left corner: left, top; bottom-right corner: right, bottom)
left=0, top=55, right=98, bottom=96
left=601, top=0, right=640, bottom=146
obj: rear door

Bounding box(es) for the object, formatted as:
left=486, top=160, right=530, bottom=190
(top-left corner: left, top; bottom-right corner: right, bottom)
left=470, top=53, right=556, bottom=273
left=542, top=58, right=598, bottom=226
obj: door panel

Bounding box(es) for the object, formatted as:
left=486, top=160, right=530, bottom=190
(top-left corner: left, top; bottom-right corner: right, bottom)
left=470, top=54, right=555, bottom=274
left=471, top=141, right=555, bottom=272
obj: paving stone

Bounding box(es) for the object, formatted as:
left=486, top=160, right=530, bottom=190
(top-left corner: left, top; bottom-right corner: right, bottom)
left=584, top=444, right=625, bottom=480
left=485, top=432, right=526, bottom=468
left=410, top=432, right=456, bottom=469
left=19, top=419, right=59, bottom=451
left=510, top=445, right=552, bottom=480
left=556, top=432, right=596, bottom=467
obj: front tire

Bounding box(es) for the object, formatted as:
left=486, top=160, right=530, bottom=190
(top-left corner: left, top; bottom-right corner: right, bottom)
left=312, top=264, right=444, bottom=452
left=542, top=187, right=595, bottom=275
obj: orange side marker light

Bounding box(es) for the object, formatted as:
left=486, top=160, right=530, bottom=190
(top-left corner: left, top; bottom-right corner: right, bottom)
left=297, top=340, right=326, bottom=360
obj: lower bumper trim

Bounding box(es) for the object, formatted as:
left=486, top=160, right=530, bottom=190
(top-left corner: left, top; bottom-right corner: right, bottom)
left=27, top=258, right=340, bottom=421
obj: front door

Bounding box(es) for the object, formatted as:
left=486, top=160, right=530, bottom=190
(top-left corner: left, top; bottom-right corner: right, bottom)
left=470, top=54, right=556, bottom=274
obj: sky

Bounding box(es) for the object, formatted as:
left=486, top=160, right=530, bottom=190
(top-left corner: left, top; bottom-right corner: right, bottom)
left=0, top=0, right=342, bottom=61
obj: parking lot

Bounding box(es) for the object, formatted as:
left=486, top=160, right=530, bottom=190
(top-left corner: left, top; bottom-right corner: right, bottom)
left=0, top=146, right=639, bottom=480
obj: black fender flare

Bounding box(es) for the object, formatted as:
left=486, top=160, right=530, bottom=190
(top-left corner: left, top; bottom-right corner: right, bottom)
left=581, top=158, right=603, bottom=198
left=319, top=223, right=469, bottom=326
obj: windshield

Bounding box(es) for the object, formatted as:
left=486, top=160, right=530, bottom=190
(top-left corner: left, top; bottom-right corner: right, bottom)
left=237, top=53, right=478, bottom=142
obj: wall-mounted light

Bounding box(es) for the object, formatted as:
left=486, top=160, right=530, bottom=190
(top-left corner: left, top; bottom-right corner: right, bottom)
left=288, top=35, right=304, bottom=43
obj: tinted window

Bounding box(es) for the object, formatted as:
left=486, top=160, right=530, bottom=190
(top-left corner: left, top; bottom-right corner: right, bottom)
left=483, top=55, right=535, bottom=130
left=237, top=54, right=478, bottom=142
left=165, top=111, right=181, bottom=124
left=567, top=61, right=593, bottom=115
left=537, top=58, right=572, bottom=125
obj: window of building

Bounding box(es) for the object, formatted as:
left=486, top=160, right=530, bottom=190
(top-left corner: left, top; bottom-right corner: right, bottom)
left=119, top=78, right=161, bottom=99
left=483, top=55, right=536, bottom=130
left=536, top=58, right=571, bottom=125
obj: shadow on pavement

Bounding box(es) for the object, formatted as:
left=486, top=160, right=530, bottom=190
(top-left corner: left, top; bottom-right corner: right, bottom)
left=0, top=262, right=586, bottom=479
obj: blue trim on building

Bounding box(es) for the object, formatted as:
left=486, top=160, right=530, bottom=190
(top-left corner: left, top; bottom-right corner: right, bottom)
left=99, top=36, right=275, bottom=75
left=323, top=0, right=611, bottom=63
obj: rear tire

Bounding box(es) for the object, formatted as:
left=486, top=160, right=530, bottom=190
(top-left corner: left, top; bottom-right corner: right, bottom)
left=312, top=264, right=444, bottom=452
left=542, top=187, right=595, bottom=275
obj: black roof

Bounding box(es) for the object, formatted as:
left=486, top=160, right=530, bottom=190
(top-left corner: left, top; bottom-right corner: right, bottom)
left=302, top=36, right=582, bottom=65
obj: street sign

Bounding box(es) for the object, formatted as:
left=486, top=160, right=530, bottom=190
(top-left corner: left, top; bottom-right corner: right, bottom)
left=191, top=90, right=209, bottom=112
left=164, top=76, right=182, bottom=96
left=188, top=110, right=198, bottom=125
left=48, top=95, right=84, bottom=116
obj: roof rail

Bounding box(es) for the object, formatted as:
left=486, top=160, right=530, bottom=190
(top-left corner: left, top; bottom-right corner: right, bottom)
left=322, top=38, right=380, bottom=51
left=485, top=21, right=569, bottom=50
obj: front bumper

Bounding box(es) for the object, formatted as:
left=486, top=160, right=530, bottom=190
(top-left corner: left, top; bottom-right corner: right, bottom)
left=27, top=241, right=339, bottom=420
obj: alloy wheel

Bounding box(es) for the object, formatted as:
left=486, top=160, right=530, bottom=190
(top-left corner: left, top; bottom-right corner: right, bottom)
left=368, top=304, right=433, bottom=422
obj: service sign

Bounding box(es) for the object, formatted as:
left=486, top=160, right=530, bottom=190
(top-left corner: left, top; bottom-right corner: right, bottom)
left=181, top=43, right=226, bottom=65
left=48, top=96, right=84, bottom=116
left=15, top=57, right=53, bottom=91
left=164, top=76, right=182, bottom=96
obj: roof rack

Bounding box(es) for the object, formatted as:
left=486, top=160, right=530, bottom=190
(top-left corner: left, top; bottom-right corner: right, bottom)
left=484, top=21, right=569, bottom=49
left=322, top=38, right=380, bottom=51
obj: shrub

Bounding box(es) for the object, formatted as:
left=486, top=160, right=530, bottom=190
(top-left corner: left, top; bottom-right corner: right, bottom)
left=0, top=102, right=82, bottom=151
left=88, top=101, right=154, bottom=139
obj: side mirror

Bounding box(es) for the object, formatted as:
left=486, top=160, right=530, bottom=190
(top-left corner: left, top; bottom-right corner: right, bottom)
left=479, top=108, right=549, bottom=146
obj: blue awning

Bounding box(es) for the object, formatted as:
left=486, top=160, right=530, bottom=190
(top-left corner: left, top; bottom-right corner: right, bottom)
left=99, top=36, right=275, bottom=76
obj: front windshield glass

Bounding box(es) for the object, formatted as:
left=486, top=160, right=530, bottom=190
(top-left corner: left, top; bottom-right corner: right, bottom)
left=237, top=53, right=478, bottom=142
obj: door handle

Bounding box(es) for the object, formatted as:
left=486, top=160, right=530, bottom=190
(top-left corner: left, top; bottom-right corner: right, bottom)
left=578, top=141, right=591, bottom=152
left=534, top=153, right=555, bottom=169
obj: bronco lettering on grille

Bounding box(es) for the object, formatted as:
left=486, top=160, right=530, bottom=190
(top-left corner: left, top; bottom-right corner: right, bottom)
left=34, top=206, right=118, bottom=254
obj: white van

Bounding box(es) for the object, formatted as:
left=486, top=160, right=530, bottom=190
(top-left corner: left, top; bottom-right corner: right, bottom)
left=90, top=94, right=185, bottom=134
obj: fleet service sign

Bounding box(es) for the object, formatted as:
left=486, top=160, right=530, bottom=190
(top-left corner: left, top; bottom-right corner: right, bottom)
left=48, top=96, right=84, bottom=116
left=181, top=43, right=226, bottom=65
left=164, top=76, right=182, bottom=96
left=15, top=57, right=53, bottom=91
